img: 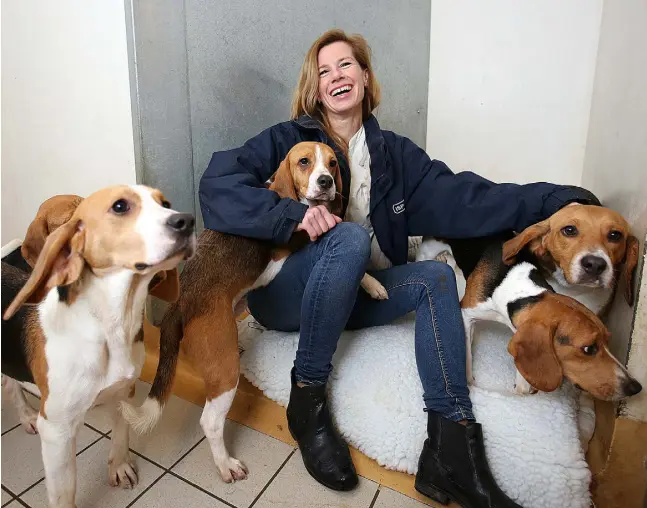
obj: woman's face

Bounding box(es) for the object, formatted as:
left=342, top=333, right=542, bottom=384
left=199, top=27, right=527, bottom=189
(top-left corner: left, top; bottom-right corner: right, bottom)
left=317, top=41, right=368, bottom=117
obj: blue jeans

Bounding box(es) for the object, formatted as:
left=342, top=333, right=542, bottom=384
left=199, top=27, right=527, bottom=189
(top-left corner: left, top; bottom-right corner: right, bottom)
left=247, top=222, right=474, bottom=422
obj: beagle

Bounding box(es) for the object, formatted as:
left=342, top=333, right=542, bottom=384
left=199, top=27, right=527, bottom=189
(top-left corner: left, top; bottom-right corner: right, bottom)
left=121, top=142, right=386, bottom=484
left=1, top=185, right=195, bottom=508
left=460, top=236, right=642, bottom=400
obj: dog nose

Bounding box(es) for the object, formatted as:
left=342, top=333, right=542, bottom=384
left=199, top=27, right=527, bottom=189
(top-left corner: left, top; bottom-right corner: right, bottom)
left=317, top=175, right=333, bottom=190
left=624, top=378, right=642, bottom=397
left=166, top=213, right=195, bottom=236
left=580, top=255, right=607, bottom=276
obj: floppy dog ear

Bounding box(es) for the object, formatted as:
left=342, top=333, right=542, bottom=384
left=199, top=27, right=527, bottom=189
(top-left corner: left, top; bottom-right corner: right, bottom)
left=622, top=235, right=640, bottom=306
left=508, top=320, right=563, bottom=392
left=21, top=195, right=83, bottom=268
left=4, top=220, right=86, bottom=320
left=148, top=268, right=180, bottom=303
left=502, top=219, right=551, bottom=265
left=269, top=157, right=298, bottom=201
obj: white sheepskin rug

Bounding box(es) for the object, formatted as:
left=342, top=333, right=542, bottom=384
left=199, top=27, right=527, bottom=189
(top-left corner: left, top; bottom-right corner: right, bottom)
left=239, top=313, right=592, bottom=508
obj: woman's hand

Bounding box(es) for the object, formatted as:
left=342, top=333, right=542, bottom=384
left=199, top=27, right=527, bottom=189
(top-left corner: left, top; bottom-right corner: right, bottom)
left=296, top=205, right=342, bottom=241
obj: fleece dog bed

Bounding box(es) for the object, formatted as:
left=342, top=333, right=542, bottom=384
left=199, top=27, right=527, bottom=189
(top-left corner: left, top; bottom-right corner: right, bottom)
left=239, top=314, right=592, bottom=508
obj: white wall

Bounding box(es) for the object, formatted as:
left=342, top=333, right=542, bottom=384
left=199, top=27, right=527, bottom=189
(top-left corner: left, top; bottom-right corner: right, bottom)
left=1, top=0, right=137, bottom=245
left=426, top=0, right=603, bottom=186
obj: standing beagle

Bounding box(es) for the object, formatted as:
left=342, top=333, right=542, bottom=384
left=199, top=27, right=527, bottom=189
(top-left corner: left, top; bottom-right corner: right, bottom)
left=122, top=142, right=386, bottom=485
left=460, top=237, right=642, bottom=400
left=1, top=185, right=195, bottom=508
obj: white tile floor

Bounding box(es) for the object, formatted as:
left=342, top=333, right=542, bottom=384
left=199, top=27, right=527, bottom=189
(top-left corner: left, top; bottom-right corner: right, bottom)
left=1, top=381, right=428, bottom=508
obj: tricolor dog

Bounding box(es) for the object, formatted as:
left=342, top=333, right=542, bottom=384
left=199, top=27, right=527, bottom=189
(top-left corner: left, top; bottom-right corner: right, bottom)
left=1, top=185, right=195, bottom=508
left=122, top=142, right=386, bottom=484
left=460, top=236, right=642, bottom=399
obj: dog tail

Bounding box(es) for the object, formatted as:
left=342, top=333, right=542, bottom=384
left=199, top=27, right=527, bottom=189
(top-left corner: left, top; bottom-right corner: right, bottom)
left=121, top=303, right=184, bottom=434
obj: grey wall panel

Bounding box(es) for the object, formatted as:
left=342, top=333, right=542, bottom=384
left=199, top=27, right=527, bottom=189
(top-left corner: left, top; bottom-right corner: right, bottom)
left=132, top=0, right=195, bottom=216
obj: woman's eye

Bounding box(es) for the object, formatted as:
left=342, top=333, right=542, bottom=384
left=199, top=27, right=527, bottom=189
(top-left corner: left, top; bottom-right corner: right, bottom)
left=111, top=199, right=130, bottom=215
left=340, top=61, right=351, bottom=67
left=319, top=69, right=328, bottom=77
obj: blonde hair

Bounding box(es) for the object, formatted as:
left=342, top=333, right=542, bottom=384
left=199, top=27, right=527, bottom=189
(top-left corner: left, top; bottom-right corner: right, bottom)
left=290, top=29, right=381, bottom=152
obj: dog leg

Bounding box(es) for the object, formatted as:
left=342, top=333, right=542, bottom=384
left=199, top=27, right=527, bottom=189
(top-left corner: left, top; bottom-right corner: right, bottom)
left=200, top=383, right=248, bottom=482
left=38, top=415, right=81, bottom=508
left=107, top=389, right=138, bottom=489
left=360, top=273, right=388, bottom=300
left=462, top=314, right=475, bottom=385
left=2, top=375, right=38, bottom=434
left=185, top=310, right=248, bottom=483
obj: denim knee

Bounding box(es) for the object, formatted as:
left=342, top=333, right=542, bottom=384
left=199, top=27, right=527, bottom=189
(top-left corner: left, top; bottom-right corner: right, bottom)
left=412, top=260, right=458, bottom=296
left=323, top=222, right=371, bottom=266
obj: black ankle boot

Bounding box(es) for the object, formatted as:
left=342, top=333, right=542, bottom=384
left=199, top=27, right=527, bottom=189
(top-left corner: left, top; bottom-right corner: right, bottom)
left=415, top=411, right=523, bottom=508
left=286, top=368, right=358, bottom=491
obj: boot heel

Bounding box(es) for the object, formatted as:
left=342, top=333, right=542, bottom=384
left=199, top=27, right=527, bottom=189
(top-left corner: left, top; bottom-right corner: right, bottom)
left=414, top=481, right=451, bottom=505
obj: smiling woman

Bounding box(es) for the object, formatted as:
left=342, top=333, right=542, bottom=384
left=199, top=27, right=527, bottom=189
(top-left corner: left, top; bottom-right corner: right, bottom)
left=197, top=28, right=601, bottom=507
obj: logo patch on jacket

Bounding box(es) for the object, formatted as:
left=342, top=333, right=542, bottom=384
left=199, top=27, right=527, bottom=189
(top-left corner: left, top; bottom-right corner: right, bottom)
left=392, top=200, right=405, bottom=214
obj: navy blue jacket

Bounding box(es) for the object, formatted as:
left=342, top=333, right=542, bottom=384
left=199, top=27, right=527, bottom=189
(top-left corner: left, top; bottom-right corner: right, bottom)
left=199, top=115, right=600, bottom=266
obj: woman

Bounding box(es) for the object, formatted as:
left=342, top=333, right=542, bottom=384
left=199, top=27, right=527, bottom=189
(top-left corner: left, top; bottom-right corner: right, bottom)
left=199, top=29, right=599, bottom=507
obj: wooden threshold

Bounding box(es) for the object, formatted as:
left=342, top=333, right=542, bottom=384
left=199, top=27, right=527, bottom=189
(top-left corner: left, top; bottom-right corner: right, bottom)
left=140, top=318, right=449, bottom=507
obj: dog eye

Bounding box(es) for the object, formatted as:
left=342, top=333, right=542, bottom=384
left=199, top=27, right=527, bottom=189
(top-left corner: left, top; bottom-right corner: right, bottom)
left=111, top=199, right=130, bottom=215
left=161, top=200, right=171, bottom=209
left=298, top=157, right=309, bottom=166
left=607, top=230, right=623, bottom=242
left=329, top=159, right=337, bottom=168
left=561, top=225, right=578, bottom=237
left=582, top=344, right=599, bottom=356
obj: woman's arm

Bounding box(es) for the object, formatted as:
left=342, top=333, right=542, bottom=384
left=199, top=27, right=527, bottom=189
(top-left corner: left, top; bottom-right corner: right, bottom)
left=400, top=137, right=601, bottom=238
left=198, top=122, right=309, bottom=243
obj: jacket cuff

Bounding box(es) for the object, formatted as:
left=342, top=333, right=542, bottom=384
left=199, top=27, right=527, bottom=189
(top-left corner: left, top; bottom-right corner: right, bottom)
left=543, top=186, right=602, bottom=216
left=274, top=200, right=308, bottom=244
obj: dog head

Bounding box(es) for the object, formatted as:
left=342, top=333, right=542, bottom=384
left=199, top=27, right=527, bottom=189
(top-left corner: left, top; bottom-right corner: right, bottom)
left=503, top=205, right=639, bottom=305
left=4, top=185, right=195, bottom=319
left=508, top=293, right=642, bottom=400
left=270, top=142, right=343, bottom=215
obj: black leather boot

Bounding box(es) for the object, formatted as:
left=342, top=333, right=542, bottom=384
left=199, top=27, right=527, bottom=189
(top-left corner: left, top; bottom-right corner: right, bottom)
left=286, top=368, right=358, bottom=491
left=415, top=411, right=523, bottom=508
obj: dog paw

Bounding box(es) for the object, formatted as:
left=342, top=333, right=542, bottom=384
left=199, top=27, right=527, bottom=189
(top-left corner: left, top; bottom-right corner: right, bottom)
left=20, top=410, right=38, bottom=435
left=361, top=275, right=389, bottom=300
left=513, top=376, right=537, bottom=395
left=434, top=252, right=450, bottom=264
left=217, top=457, right=248, bottom=483
left=109, top=456, right=139, bottom=489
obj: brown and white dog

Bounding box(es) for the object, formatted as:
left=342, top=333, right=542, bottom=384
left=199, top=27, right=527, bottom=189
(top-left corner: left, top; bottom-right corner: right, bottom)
left=121, top=142, right=386, bottom=483
left=1, top=185, right=195, bottom=508
left=460, top=236, right=642, bottom=400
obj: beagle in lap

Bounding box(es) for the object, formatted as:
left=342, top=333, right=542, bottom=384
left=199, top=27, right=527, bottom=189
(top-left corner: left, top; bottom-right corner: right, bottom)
left=1, top=185, right=195, bottom=508
left=121, top=142, right=385, bottom=484
left=461, top=236, right=642, bottom=399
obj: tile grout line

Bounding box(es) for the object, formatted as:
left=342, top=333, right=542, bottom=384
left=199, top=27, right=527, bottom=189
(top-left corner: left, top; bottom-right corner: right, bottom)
left=13, top=498, right=30, bottom=508
left=248, top=449, right=297, bottom=508
left=1, top=424, right=22, bottom=437
left=165, top=472, right=238, bottom=508
left=1, top=486, right=17, bottom=507
left=167, top=436, right=206, bottom=471
left=123, top=470, right=168, bottom=508
left=368, top=485, right=382, bottom=508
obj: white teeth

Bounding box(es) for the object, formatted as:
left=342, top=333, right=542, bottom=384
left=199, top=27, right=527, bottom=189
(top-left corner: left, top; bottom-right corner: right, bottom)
left=331, top=85, right=352, bottom=97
